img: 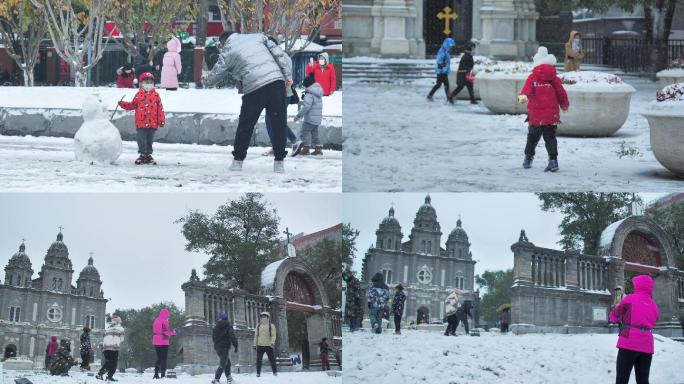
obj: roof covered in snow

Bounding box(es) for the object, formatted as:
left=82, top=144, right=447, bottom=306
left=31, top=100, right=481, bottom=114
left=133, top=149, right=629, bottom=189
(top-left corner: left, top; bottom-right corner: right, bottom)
left=599, top=218, right=626, bottom=250
left=281, top=38, right=325, bottom=53
left=261, top=259, right=286, bottom=288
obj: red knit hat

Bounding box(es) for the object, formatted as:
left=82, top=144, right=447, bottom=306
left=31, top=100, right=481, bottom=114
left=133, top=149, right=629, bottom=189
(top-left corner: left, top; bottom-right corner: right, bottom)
left=139, top=72, right=154, bottom=82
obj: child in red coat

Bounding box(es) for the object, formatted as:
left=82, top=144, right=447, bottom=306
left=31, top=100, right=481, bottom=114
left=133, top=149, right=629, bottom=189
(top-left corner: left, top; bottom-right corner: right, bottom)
left=118, top=72, right=165, bottom=164
left=518, top=47, right=569, bottom=172
left=115, top=64, right=136, bottom=88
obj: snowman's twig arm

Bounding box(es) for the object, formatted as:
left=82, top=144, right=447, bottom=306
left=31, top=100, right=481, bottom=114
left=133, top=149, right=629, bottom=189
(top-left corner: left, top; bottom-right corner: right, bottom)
left=110, top=95, right=127, bottom=121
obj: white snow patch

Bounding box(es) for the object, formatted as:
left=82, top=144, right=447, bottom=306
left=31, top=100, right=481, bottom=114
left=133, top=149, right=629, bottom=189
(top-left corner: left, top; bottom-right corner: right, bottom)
left=282, top=39, right=325, bottom=53
left=344, top=330, right=684, bottom=384
left=559, top=70, right=625, bottom=85
left=261, top=259, right=286, bottom=288
left=600, top=219, right=625, bottom=249
left=657, top=68, right=684, bottom=77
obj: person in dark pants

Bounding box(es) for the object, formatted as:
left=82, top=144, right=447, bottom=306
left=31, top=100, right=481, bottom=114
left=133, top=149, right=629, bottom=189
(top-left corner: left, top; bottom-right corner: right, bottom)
left=319, top=337, right=331, bottom=371
left=212, top=312, right=238, bottom=384
left=391, top=284, right=407, bottom=335
left=427, top=37, right=455, bottom=102
left=610, top=275, right=658, bottom=384
left=96, top=315, right=125, bottom=381
left=80, top=327, right=92, bottom=371
left=201, top=31, right=293, bottom=174
left=448, top=42, right=477, bottom=104
left=253, top=312, right=278, bottom=377
left=454, top=300, right=474, bottom=335
left=518, top=47, right=569, bottom=172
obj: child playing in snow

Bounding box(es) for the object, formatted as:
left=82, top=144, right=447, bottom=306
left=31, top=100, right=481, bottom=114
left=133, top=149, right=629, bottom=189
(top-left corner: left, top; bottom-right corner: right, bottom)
left=518, top=47, right=569, bottom=172
left=118, top=72, right=165, bottom=165
left=610, top=275, right=658, bottom=384
left=294, top=74, right=324, bottom=156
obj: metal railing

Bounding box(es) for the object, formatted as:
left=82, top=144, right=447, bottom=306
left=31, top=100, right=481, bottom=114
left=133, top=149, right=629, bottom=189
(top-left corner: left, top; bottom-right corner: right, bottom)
left=582, top=37, right=684, bottom=73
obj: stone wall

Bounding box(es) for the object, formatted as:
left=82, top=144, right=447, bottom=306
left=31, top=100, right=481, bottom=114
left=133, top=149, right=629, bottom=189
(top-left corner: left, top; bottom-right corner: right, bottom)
left=0, top=108, right=343, bottom=148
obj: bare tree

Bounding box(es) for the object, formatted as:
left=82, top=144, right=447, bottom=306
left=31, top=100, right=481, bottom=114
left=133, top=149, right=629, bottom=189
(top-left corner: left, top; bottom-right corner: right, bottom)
left=0, top=0, right=49, bottom=86
left=31, top=0, right=113, bottom=87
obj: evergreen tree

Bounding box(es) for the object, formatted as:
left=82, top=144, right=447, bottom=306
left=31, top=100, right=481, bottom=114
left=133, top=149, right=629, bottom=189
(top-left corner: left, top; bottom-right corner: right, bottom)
left=475, top=269, right=513, bottom=324
left=176, top=193, right=281, bottom=294
left=648, top=201, right=684, bottom=269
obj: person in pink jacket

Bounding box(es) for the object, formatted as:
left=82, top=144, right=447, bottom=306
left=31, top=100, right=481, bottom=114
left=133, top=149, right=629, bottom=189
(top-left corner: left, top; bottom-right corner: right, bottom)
left=152, top=308, right=177, bottom=379
left=609, top=274, right=659, bottom=384
left=160, top=37, right=182, bottom=91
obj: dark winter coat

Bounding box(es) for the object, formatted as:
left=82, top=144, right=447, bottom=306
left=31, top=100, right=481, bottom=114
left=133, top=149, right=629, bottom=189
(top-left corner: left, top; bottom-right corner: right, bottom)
left=49, top=343, right=76, bottom=375
left=520, top=64, right=569, bottom=126
left=212, top=319, right=238, bottom=350
left=119, top=89, right=165, bottom=129
left=500, top=309, right=511, bottom=324
left=392, top=290, right=407, bottom=316
left=319, top=340, right=330, bottom=354
left=80, top=331, right=91, bottom=354
left=457, top=52, right=475, bottom=74
left=342, top=271, right=364, bottom=318
left=456, top=301, right=474, bottom=320
left=367, top=272, right=390, bottom=310
left=435, top=38, right=455, bottom=75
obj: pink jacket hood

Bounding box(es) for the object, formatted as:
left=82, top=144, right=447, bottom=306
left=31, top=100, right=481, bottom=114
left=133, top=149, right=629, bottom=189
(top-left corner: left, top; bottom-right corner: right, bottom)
left=609, top=275, right=659, bottom=354
left=167, top=38, right=181, bottom=53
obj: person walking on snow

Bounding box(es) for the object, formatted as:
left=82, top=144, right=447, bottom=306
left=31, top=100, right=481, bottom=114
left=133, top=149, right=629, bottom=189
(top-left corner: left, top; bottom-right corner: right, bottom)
left=152, top=308, right=177, bottom=379
left=499, top=307, right=511, bottom=333
left=518, top=46, right=569, bottom=173
left=391, top=284, right=407, bottom=335
left=305, top=52, right=337, bottom=96
left=427, top=37, right=455, bottom=102
left=80, top=326, right=92, bottom=371
left=294, top=74, right=324, bottom=156
left=367, top=272, right=390, bottom=334
left=448, top=41, right=478, bottom=104
left=45, top=335, right=59, bottom=370
left=118, top=72, right=165, bottom=165
left=610, top=275, right=659, bottom=384
left=253, top=311, right=278, bottom=377
left=319, top=337, right=331, bottom=371
left=212, top=311, right=238, bottom=384
left=444, top=288, right=460, bottom=336
left=96, top=315, right=125, bottom=381
left=455, top=300, right=474, bottom=335
left=201, top=31, right=293, bottom=174
left=160, top=37, right=182, bottom=91
left=342, top=269, right=363, bottom=332
left=564, top=31, right=585, bottom=72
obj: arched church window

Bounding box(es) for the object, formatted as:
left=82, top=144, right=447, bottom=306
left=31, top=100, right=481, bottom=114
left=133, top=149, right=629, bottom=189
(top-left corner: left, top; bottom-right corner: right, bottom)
left=52, top=278, right=57, bottom=290
left=380, top=238, right=384, bottom=249
left=422, top=240, right=426, bottom=253
left=8, top=306, right=20, bottom=322
left=90, top=287, right=94, bottom=297
left=58, top=279, right=63, bottom=291
left=8, top=275, right=13, bottom=285
left=16, top=275, right=21, bottom=286
left=459, top=249, right=463, bottom=259
left=388, top=238, right=392, bottom=249
left=427, top=241, right=432, bottom=255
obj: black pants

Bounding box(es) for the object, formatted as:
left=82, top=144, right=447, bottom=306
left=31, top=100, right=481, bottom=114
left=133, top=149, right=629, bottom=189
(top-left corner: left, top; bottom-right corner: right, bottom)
left=234, top=80, right=287, bottom=161
left=428, top=74, right=450, bottom=99
left=80, top=350, right=90, bottom=369
left=214, top=346, right=232, bottom=380
left=616, top=348, right=652, bottom=384
left=449, top=74, right=475, bottom=102
left=256, top=346, right=277, bottom=375
left=136, top=128, right=156, bottom=155
left=155, top=345, right=169, bottom=377
left=455, top=316, right=470, bottom=334
left=98, top=350, right=118, bottom=378
left=445, top=314, right=458, bottom=335
left=524, top=125, right=558, bottom=160
left=394, top=314, right=402, bottom=333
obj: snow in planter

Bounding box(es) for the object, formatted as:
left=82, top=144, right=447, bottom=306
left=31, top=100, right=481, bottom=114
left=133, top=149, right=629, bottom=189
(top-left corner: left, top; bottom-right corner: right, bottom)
left=73, top=94, right=123, bottom=165
left=344, top=330, right=684, bottom=384
left=656, top=83, right=684, bottom=102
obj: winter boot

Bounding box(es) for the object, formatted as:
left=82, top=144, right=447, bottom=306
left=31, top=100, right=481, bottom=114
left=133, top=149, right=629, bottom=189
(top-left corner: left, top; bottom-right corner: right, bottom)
left=229, top=160, right=243, bottom=172
left=291, top=140, right=304, bottom=157
left=448, top=97, right=454, bottom=104
left=274, top=160, right=285, bottom=174
left=427, top=95, right=434, bottom=102
left=300, top=145, right=310, bottom=155
left=211, top=380, right=220, bottom=384
left=470, top=100, right=478, bottom=105
left=96, top=373, right=104, bottom=380
left=135, top=155, right=145, bottom=165
left=145, top=154, right=156, bottom=165
left=545, top=159, right=559, bottom=172
left=226, top=375, right=235, bottom=383
left=105, top=377, right=118, bottom=382
left=523, top=157, right=533, bottom=169
left=256, top=373, right=260, bottom=378
left=312, top=146, right=323, bottom=156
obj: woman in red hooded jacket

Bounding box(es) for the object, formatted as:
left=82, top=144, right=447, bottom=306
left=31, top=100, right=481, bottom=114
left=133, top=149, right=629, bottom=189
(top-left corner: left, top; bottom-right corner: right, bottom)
left=518, top=47, right=569, bottom=173
left=610, top=275, right=659, bottom=384
left=305, top=52, right=336, bottom=96
left=152, top=308, right=177, bottom=379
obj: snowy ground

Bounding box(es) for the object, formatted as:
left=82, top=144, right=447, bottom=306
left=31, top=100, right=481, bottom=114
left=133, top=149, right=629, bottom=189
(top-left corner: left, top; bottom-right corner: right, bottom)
left=1, top=370, right=340, bottom=384
left=344, top=329, right=684, bottom=384
left=0, top=135, right=341, bottom=192
left=343, top=77, right=684, bottom=192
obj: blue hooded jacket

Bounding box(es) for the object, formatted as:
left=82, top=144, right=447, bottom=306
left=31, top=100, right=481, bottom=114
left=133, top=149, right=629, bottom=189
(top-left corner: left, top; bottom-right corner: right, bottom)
left=435, top=38, right=455, bottom=75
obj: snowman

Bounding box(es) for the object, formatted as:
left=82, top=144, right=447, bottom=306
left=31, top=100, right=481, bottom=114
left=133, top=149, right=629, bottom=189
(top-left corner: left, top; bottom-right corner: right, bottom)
left=74, top=94, right=123, bottom=164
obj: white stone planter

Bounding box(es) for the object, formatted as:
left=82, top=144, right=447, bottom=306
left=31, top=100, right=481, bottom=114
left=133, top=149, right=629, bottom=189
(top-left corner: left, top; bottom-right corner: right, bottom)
left=656, top=69, right=684, bottom=87
left=642, top=102, right=684, bottom=177
left=476, top=72, right=529, bottom=114
left=557, top=83, right=636, bottom=137
left=447, top=71, right=481, bottom=100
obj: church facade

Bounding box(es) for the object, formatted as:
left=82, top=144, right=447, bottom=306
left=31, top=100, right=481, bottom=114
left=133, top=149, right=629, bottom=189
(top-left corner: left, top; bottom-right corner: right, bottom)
left=343, top=0, right=538, bottom=59
left=0, top=231, right=107, bottom=367
left=510, top=216, right=684, bottom=337
left=362, top=196, right=477, bottom=324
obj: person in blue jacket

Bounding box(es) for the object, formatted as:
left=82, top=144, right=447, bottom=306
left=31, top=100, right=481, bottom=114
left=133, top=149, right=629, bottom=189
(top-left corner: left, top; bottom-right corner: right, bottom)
left=427, top=37, right=456, bottom=101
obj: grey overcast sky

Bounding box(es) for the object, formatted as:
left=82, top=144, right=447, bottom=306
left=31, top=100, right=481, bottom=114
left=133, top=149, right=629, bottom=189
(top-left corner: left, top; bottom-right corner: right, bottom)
left=0, top=193, right=341, bottom=313
left=343, top=193, right=665, bottom=281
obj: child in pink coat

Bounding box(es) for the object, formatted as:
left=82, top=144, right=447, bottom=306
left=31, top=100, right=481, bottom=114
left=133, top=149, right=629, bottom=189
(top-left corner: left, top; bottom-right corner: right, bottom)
left=152, top=308, right=177, bottom=378
left=160, top=37, right=182, bottom=90
left=609, top=275, right=659, bottom=384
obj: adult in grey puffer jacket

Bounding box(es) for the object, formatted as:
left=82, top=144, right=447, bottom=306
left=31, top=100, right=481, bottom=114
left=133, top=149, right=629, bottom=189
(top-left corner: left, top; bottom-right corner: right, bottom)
left=201, top=32, right=293, bottom=171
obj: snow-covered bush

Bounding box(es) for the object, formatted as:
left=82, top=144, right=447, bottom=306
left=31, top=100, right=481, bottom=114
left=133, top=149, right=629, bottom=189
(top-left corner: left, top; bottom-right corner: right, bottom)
left=656, top=83, right=684, bottom=102
left=559, top=71, right=624, bottom=86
